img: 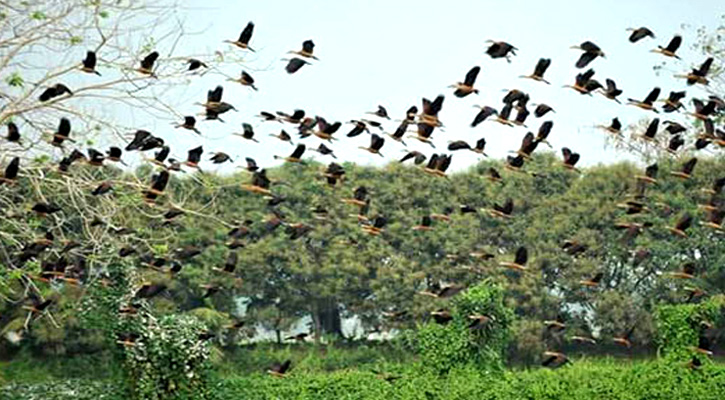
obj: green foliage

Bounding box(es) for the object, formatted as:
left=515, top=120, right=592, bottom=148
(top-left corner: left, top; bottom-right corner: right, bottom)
left=654, top=295, right=725, bottom=361
left=417, top=280, right=513, bottom=373
left=118, top=314, right=213, bottom=400
left=5, top=72, right=24, bottom=87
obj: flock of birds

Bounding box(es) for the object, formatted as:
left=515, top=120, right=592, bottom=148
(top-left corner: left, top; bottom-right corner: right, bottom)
left=1, top=20, right=725, bottom=376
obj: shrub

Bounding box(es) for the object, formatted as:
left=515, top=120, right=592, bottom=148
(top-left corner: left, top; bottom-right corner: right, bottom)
left=118, top=313, right=214, bottom=400
left=417, top=280, right=514, bottom=374
left=654, top=295, right=724, bottom=362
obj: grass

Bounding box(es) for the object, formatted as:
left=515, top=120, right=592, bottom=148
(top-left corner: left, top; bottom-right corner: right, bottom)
left=2, top=345, right=725, bottom=400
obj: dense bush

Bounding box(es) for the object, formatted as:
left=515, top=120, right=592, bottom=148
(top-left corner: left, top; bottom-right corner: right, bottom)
left=417, top=280, right=514, bottom=374
left=654, top=295, right=724, bottom=362
left=118, top=314, right=214, bottom=400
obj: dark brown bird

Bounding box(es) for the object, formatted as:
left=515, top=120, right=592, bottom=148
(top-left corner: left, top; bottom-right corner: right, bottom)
left=186, top=58, right=208, bottom=71
left=39, top=83, right=72, bottom=102
left=341, top=186, right=368, bottom=207
left=669, top=262, right=696, bottom=279
left=419, top=284, right=464, bottom=299
left=542, top=351, right=569, bottom=368
left=289, top=40, right=318, bottom=60
left=184, top=146, right=203, bottom=168
left=175, top=116, right=201, bottom=135
left=627, top=27, right=655, bottom=43
left=81, top=51, right=101, bottom=75
left=450, top=66, right=481, bottom=97
left=267, top=360, right=292, bottom=377
left=241, top=169, right=272, bottom=195
left=521, top=58, right=551, bottom=84
left=283, top=57, right=310, bottom=74
left=640, top=118, right=659, bottom=142
left=359, top=133, right=385, bottom=156
left=143, top=170, right=170, bottom=205
left=499, top=246, right=528, bottom=271
left=485, top=40, right=517, bottom=62
left=661, top=91, right=687, bottom=113
left=399, top=150, right=427, bottom=165
left=533, top=104, right=555, bottom=118
left=667, top=213, right=693, bottom=238
left=670, top=157, right=697, bottom=179
left=572, top=41, right=605, bottom=68
left=613, top=326, right=636, bottom=348
left=561, top=147, right=580, bottom=170
left=134, top=282, right=167, bottom=299
left=652, top=35, right=682, bottom=59
left=676, top=57, right=714, bottom=86
left=628, top=87, right=660, bottom=112
left=225, top=22, right=255, bottom=51
left=5, top=122, right=21, bottom=143
left=274, top=144, right=306, bottom=163
left=91, top=181, right=113, bottom=196
left=235, top=123, right=259, bottom=142
left=580, top=272, right=604, bottom=287
left=210, top=152, right=232, bottom=164
left=601, top=79, right=623, bottom=103
left=51, top=117, right=72, bottom=147
left=136, top=51, right=159, bottom=75
left=0, top=157, right=19, bottom=185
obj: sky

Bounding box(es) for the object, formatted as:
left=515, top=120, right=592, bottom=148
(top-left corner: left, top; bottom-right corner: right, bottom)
left=118, top=0, right=724, bottom=173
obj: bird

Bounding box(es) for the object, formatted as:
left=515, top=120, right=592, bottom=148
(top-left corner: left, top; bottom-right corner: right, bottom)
left=668, top=262, right=697, bottom=279
left=274, top=144, right=306, bottom=163
left=663, top=120, right=686, bottom=135
left=692, top=334, right=714, bottom=356
left=136, top=51, right=159, bottom=75
left=225, top=22, right=255, bottom=51
left=652, top=35, right=682, bottom=58
left=533, top=104, right=555, bottom=118
left=640, top=118, right=660, bottom=142
left=241, top=169, right=272, bottom=196
left=628, top=87, right=660, bottom=112
left=184, top=146, right=203, bottom=168
left=635, top=163, right=659, bottom=184
left=269, top=129, right=294, bottom=145
left=468, top=314, right=495, bottom=330
left=667, top=135, right=685, bottom=154
left=544, top=314, right=567, bottom=333
left=627, top=27, right=655, bottom=43
left=229, top=70, right=258, bottom=90
left=50, top=117, right=73, bottom=148
left=283, top=57, right=310, bottom=74
left=80, top=50, right=101, bottom=75
left=661, top=91, right=687, bottom=113
left=563, top=68, right=600, bottom=95
left=561, top=148, right=580, bottom=171
left=670, top=157, right=697, bottom=179
left=430, top=309, right=454, bottom=325
left=572, top=41, right=605, bottom=68
left=277, top=109, right=306, bottom=124
left=359, top=134, right=385, bottom=156
left=515, top=132, right=539, bottom=159
left=39, top=83, right=72, bottom=102
left=600, top=79, right=623, bottom=103
left=667, top=213, right=693, bottom=238
left=613, top=327, right=636, bottom=348
left=0, top=157, right=20, bottom=185
left=423, top=153, right=452, bottom=177
left=471, top=106, right=498, bottom=127
left=488, top=198, right=513, bottom=218
left=520, top=58, right=551, bottom=84
left=450, top=66, right=480, bottom=97
left=412, top=215, right=433, bottom=231
left=134, top=282, right=167, bottom=299
left=346, top=120, right=369, bottom=137
left=314, top=117, right=341, bottom=141
left=386, top=121, right=408, bottom=146
left=361, top=215, right=387, bottom=236
left=143, top=170, right=170, bottom=205
left=209, top=152, right=232, bottom=164
left=499, top=246, right=527, bottom=271
left=399, top=150, right=427, bottom=165
left=485, top=40, right=517, bottom=62
left=541, top=351, right=569, bottom=368
left=597, top=117, right=623, bottom=136
left=288, top=40, right=318, bottom=60
left=312, top=143, right=337, bottom=159
left=580, top=272, right=604, bottom=287
left=419, top=95, right=445, bottom=127
left=91, top=182, right=113, bottom=196
left=675, top=57, right=714, bottom=86
left=5, top=122, right=21, bottom=143
left=186, top=58, right=208, bottom=71
left=419, top=284, right=464, bottom=298
left=341, top=186, right=368, bottom=207
left=175, top=116, right=201, bottom=135
left=689, top=99, right=719, bottom=120
left=267, top=360, right=292, bottom=377
left=235, top=123, right=259, bottom=142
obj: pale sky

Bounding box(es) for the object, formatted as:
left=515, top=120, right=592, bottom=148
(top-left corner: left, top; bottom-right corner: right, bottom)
left=123, top=0, right=725, bottom=172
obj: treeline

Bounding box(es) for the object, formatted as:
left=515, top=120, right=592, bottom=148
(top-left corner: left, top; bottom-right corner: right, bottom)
left=1, top=152, right=724, bottom=359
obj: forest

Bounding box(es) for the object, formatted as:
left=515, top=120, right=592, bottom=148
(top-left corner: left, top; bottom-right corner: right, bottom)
left=1, top=1, right=725, bottom=399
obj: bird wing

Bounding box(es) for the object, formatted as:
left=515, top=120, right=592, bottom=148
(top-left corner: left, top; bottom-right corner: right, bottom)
left=239, top=22, right=254, bottom=44
left=463, top=66, right=480, bottom=86
left=643, top=87, right=661, bottom=105
left=290, top=144, right=306, bottom=159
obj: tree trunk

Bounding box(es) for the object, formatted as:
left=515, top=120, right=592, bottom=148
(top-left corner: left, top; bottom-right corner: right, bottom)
left=316, top=299, right=343, bottom=338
